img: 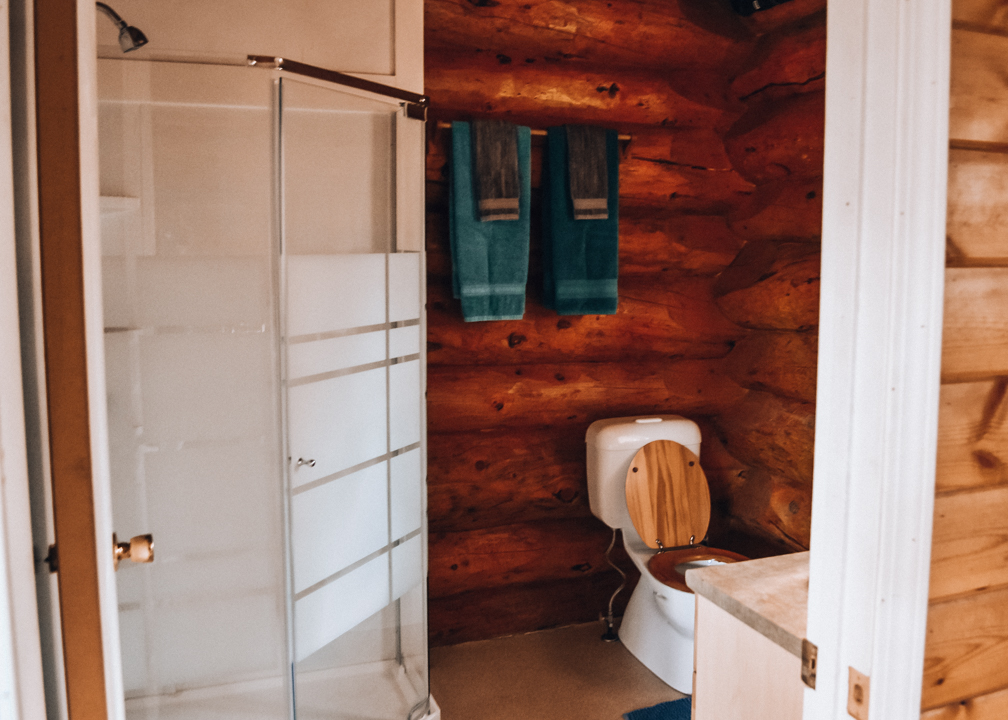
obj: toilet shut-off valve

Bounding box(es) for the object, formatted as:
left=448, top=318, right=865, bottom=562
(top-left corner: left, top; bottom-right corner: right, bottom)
left=601, top=528, right=626, bottom=642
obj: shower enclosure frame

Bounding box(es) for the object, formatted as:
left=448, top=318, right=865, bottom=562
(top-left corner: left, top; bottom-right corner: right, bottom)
left=265, top=56, right=433, bottom=720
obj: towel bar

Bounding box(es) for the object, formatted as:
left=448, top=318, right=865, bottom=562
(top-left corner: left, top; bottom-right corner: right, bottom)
left=436, top=121, right=632, bottom=145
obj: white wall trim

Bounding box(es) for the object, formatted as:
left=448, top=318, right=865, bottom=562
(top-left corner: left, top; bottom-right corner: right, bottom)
left=9, top=0, right=70, bottom=714
left=0, top=0, right=49, bottom=715
left=0, top=31, right=48, bottom=720
left=805, top=0, right=949, bottom=718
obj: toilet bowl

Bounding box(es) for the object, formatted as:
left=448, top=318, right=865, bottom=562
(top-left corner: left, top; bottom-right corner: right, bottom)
left=585, top=416, right=747, bottom=692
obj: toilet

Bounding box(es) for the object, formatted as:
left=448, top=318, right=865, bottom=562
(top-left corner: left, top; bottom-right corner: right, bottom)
left=586, top=415, right=747, bottom=692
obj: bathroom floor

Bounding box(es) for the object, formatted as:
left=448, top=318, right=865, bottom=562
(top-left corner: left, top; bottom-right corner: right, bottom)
left=430, top=621, right=687, bottom=720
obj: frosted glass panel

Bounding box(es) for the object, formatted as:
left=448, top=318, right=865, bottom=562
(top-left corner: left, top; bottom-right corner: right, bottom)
left=390, top=449, right=422, bottom=541
left=392, top=536, right=423, bottom=601
left=389, top=253, right=421, bottom=322
left=390, top=360, right=421, bottom=451
left=291, top=462, right=388, bottom=593
left=286, top=255, right=386, bottom=337
left=287, top=368, right=387, bottom=487
left=288, top=331, right=386, bottom=380
left=294, top=553, right=390, bottom=662
left=389, top=325, right=420, bottom=360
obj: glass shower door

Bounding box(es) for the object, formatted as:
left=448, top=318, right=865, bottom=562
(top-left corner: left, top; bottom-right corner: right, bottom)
left=278, top=77, right=429, bottom=719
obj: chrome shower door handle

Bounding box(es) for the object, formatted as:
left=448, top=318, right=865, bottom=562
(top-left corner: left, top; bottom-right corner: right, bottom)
left=296, top=457, right=316, bottom=468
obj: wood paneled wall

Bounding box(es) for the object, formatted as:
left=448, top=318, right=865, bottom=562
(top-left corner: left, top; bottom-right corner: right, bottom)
left=424, top=0, right=827, bottom=646
left=921, top=3, right=1008, bottom=716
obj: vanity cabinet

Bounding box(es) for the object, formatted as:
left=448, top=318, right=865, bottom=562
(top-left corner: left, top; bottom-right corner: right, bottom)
left=687, top=552, right=809, bottom=720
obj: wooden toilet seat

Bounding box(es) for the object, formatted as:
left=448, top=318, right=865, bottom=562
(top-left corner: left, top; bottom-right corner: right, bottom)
left=625, top=440, right=747, bottom=591
left=647, top=547, right=748, bottom=594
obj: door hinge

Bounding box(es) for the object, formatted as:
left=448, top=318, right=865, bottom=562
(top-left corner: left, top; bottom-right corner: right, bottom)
left=44, top=544, right=58, bottom=574
left=848, top=667, right=870, bottom=720
left=404, top=98, right=428, bottom=121
left=801, top=638, right=818, bottom=689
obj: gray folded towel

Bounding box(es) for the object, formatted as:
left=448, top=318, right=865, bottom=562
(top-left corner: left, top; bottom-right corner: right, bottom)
left=472, top=120, right=521, bottom=221
left=565, top=125, right=609, bottom=220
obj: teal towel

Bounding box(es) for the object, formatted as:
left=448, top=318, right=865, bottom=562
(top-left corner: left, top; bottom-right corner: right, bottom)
left=543, top=126, right=620, bottom=315
left=623, top=698, right=691, bottom=720
left=449, top=121, right=531, bottom=322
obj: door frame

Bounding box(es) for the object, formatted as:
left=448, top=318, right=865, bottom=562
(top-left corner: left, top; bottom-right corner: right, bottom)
left=805, top=0, right=950, bottom=718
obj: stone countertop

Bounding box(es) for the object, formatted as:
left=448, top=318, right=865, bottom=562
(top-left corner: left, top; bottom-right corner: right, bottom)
left=685, top=551, right=809, bottom=658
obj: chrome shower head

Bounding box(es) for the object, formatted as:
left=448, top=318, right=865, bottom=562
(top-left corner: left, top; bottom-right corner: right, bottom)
left=96, top=2, right=148, bottom=53
left=117, top=23, right=148, bottom=53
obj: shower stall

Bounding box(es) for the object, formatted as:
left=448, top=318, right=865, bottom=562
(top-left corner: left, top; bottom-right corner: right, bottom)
left=97, top=54, right=430, bottom=719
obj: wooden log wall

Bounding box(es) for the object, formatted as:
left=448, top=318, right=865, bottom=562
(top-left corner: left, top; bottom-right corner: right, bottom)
left=921, top=2, right=1008, bottom=716
left=424, top=0, right=827, bottom=646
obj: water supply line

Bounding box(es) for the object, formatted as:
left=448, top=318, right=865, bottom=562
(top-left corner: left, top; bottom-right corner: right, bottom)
left=601, top=528, right=626, bottom=642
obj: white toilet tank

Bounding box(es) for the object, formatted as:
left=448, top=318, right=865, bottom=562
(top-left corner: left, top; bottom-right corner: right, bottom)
left=585, top=416, right=702, bottom=530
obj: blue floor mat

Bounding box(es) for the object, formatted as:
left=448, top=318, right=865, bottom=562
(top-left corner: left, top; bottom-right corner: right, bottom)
left=623, top=697, right=691, bottom=720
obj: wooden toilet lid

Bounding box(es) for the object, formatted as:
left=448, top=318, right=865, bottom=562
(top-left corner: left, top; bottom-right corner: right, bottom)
left=625, top=440, right=711, bottom=550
